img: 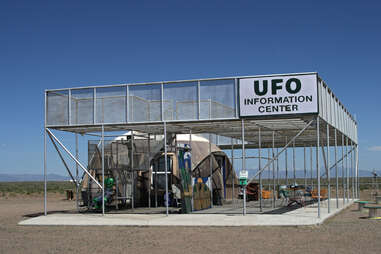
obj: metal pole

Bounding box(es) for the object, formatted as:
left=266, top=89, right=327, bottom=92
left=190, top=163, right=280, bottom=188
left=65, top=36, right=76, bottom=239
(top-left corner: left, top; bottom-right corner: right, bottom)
left=351, top=141, right=354, bottom=200
left=335, top=128, right=339, bottom=208
left=148, top=133, right=151, bottom=208
left=101, top=125, right=105, bottom=215
left=276, top=148, right=279, bottom=186
left=164, top=122, right=169, bottom=216
left=209, top=133, right=213, bottom=208
left=268, top=149, right=271, bottom=190
left=75, top=133, right=79, bottom=211
left=317, top=117, right=321, bottom=218
left=346, top=137, right=349, bottom=202
left=285, top=137, right=288, bottom=186
left=356, top=144, right=360, bottom=199
left=259, top=127, right=262, bottom=213
left=44, top=91, right=47, bottom=216
left=131, top=131, right=135, bottom=209
left=231, top=137, right=235, bottom=206
left=44, top=127, right=47, bottom=216
left=310, top=146, right=313, bottom=186
left=272, top=131, right=276, bottom=209
left=293, top=140, right=296, bottom=185
left=242, top=119, right=246, bottom=215
left=155, top=135, right=158, bottom=208
left=304, top=146, right=306, bottom=187
left=327, top=122, right=331, bottom=213
left=342, top=134, right=345, bottom=205
left=189, top=130, right=193, bottom=210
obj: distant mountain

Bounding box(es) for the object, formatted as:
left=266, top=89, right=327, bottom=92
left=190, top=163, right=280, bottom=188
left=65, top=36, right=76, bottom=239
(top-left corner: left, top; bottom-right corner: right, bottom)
left=0, top=174, right=70, bottom=182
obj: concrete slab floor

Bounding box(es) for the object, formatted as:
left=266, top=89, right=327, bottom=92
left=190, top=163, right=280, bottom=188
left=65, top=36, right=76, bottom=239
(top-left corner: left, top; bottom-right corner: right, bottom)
left=19, top=199, right=355, bottom=227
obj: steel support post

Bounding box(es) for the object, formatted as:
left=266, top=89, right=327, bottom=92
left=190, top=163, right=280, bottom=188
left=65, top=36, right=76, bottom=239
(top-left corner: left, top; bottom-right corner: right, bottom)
left=351, top=141, right=354, bottom=200
left=327, top=122, right=331, bottom=213
left=341, top=134, right=345, bottom=204
left=304, top=146, right=306, bottom=187
left=148, top=133, right=151, bottom=208
left=154, top=134, right=158, bottom=208
left=164, top=122, right=169, bottom=216
left=44, top=127, right=47, bottom=216
left=276, top=148, right=279, bottom=186
left=310, top=146, right=313, bottom=186
left=272, top=131, right=276, bottom=209
left=285, top=137, right=288, bottom=186
left=293, top=140, right=296, bottom=185
left=75, top=133, right=79, bottom=211
left=335, top=128, right=339, bottom=208
left=346, top=137, right=349, bottom=202
left=189, top=130, right=193, bottom=210
left=231, top=137, right=235, bottom=206
left=356, top=144, right=360, bottom=199
left=242, top=119, right=246, bottom=215
left=131, top=131, right=135, bottom=209
left=44, top=91, right=47, bottom=216
left=258, top=127, right=262, bottom=213
left=317, top=117, right=321, bottom=218
left=101, top=125, right=105, bottom=215
left=209, top=133, right=213, bottom=208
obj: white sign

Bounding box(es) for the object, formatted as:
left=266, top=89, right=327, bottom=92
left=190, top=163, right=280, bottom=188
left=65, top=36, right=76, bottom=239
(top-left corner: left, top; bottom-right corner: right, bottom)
left=239, top=74, right=318, bottom=117
left=239, top=170, right=248, bottom=179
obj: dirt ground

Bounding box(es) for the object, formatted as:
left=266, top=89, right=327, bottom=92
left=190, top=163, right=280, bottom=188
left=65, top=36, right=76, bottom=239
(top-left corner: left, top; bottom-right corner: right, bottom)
left=0, top=192, right=380, bottom=254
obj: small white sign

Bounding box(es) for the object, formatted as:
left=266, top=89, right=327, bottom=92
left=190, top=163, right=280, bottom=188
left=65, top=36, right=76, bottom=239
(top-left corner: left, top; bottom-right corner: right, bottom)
left=239, top=170, right=248, bottom=179
left=239, top=74, right=318, bottom=117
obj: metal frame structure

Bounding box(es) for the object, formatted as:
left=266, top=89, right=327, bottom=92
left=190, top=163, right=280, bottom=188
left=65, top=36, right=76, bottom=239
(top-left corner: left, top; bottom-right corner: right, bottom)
left=43, top=72, right=358, bottom=218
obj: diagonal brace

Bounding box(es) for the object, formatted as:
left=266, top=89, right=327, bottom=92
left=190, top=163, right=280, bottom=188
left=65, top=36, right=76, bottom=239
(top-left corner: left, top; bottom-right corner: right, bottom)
left=321, top=146, right=355, bottom=178
left=46, top=128, right=102, bottom=189
left=248, top=119, right=314, bottom=184
left=48, top=133, right=78, bottom=187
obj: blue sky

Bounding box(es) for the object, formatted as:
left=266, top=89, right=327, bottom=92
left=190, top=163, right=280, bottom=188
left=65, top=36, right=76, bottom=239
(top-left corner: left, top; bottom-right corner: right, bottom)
left=1, top=1, right=381, bottom=176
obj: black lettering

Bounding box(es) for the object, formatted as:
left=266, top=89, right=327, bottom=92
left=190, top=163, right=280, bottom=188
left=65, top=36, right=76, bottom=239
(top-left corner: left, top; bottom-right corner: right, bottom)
left=271, top=79, right=283, bottom=95
left=285, top=78, right=301, bottom=94
left=254, top=80, right=268, bottom=96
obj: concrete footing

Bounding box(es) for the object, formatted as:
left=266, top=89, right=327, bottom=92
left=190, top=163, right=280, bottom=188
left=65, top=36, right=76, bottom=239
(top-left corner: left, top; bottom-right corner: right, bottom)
left=19, top=199, right=354, bottom=227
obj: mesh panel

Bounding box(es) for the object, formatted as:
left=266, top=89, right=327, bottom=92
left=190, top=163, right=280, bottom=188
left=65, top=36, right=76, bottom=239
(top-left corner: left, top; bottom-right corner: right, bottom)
left=176, top=101, right=197, bottom=120
left=200, top=79, right=235, bottom=119
left=128, top=84, right=161, bottom=122
left=129, top=96, right=149, bottom=122
left=47, top=90, right=68, bottom=125
left=163, top=100, right=173, bottom=120
left=71, top=89, right=94, bottom=125
left=149, top=100, right=162, bottom=121
left=96, top=86, right=126, bottom=124
left=163, top=82, right=197, bottom=120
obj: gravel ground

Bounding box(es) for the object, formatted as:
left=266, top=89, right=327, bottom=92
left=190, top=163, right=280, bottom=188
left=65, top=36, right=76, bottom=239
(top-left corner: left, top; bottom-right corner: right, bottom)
left=0, top=192, right=380, bottom=254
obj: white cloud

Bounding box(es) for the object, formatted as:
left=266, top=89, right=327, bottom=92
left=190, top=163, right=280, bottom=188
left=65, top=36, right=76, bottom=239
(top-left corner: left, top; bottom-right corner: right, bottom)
left=368, top=146, right=381, bottom=151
